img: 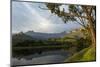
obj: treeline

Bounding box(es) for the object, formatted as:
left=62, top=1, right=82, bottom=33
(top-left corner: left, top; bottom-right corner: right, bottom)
left=12, top=29, right=91, bottom=57
left=12, top=39, right=72, bottom=47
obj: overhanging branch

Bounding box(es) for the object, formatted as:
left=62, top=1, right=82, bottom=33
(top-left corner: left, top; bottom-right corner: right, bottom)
left=61, top=11, right=88, bottom=19
left=39, top=6, right=88, bottom=19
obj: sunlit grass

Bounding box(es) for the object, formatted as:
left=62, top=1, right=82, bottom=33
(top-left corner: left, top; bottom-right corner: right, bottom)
left=64, top=46, right=96, bottom=62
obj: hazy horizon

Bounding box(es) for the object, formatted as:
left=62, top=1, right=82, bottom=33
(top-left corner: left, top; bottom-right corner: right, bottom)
left=12, top=27, right=82, bottom=34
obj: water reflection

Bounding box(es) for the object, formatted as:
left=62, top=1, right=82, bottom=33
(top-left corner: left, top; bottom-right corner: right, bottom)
left=11, top=50, right=69, bottom=66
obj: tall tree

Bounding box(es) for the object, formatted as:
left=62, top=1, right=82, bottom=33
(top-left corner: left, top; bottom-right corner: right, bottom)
left=40, top=3, right=96, bottom=46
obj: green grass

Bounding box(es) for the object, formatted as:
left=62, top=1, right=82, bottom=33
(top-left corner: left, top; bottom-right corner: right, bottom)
left=82, top=46, right=96, bottom=61
left=64, top=46, right=96, bottom=62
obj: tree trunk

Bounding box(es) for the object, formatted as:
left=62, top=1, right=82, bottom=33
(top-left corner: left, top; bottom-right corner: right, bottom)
left=88, top=17, right=96, bottom=46
left=84, top=6, right=96, bottom=46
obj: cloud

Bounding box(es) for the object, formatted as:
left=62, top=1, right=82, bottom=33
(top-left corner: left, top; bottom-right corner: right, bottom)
left=22, top=2, right=52, bottom=24
left=12, top=2, right=81, bottom=33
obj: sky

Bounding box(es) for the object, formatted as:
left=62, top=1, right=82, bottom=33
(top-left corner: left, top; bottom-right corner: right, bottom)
left=12, top=1, right=82, bottom=33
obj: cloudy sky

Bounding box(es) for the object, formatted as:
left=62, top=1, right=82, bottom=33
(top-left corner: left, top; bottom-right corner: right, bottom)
left=12, top=1, right=82, bottom=33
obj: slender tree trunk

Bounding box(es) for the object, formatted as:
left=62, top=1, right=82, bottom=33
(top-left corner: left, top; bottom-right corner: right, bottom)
left=84, top=6, right=96, bottom=46
left=88, top=17, right=96, bottom=46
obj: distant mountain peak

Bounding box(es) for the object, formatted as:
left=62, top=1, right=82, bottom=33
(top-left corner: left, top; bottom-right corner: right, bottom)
left=26, top=30, right=34, bottom=33
left=61, top=31, right=66, bottom=34
left=24, top=30, right=67, bottom=40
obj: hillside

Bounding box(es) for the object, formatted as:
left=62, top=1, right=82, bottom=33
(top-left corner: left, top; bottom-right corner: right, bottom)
left=64, top=46, right=96, bottom=62
left=12, top=32, right=34, bottom=45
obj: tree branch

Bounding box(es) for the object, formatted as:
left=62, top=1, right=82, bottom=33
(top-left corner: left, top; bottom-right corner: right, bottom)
left=79, top=17, right=87, bottom=28
left=60, top=11, right=88, bottom=19
left=38, top=6, right=49, bottom=10
left=38, top=6, right=88, bottom=19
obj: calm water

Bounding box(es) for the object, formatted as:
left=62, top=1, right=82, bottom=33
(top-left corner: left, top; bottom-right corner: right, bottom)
left=11, top=50, right=69, bottom=66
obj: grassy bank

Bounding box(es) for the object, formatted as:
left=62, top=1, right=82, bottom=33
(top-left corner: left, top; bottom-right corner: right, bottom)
left=64, top=46, right=96, bottom=62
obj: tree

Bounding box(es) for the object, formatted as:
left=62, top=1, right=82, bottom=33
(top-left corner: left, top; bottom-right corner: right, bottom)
left=40, top=3, right=96, bottom=46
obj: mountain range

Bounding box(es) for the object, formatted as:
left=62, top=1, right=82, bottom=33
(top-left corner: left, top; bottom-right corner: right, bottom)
left=12, top=31, right=67, bottom=45
left=25, top=31, right=67, bottom=40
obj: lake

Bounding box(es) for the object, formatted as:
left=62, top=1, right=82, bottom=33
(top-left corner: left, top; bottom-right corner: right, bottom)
left=11, top=50, right=69, bottom=66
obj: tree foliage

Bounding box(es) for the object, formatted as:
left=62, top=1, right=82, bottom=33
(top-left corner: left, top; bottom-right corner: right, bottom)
left=42, top=3, right=96, bottom=46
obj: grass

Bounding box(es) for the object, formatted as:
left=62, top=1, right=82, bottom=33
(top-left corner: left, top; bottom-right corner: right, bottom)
left=82, top=46, right=96, bottom=61
left=64, top=46, right=96, bottom=62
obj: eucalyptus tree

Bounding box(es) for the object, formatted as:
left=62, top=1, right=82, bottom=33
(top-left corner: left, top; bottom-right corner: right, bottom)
left=40, top=3, right=96, bottom=46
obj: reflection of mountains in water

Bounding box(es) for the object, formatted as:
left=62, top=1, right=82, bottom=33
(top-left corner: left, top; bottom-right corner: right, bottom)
left=12, top=50, right=69, bottom=66
left=12, top=31, right=67, bottom=40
